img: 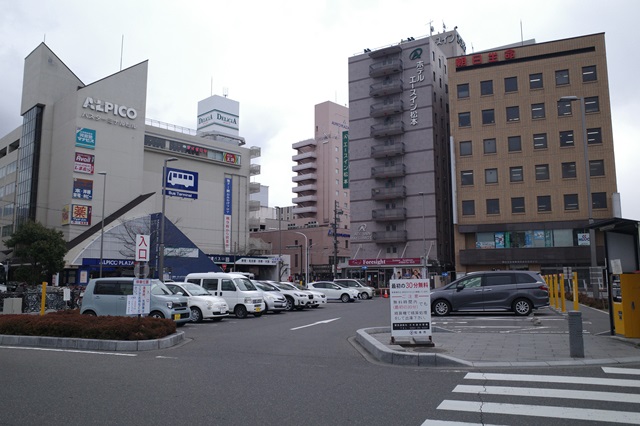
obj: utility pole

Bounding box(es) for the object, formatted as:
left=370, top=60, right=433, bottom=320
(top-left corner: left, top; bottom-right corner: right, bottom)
left=332, top=200, right=343, bottom=280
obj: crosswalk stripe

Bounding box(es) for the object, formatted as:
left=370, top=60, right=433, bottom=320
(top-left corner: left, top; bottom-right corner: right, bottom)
left=464, top=372, right=640, bottom=388
left=453, top=384, right=640, bottom=404
left=420, top=420, right=506, bottom=426
left=603, top=367, right=640, bottom=376
left=438, top=400, right=640, bottom=424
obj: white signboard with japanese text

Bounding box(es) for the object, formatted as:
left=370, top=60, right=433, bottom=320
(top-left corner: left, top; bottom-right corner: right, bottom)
left=389, top=278, right=432, bottom=339
left=135, top=234, right=150, bottom=262
left=126, top=279, right=151, bottom=315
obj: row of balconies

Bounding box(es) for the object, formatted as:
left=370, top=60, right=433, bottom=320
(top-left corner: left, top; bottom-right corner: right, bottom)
left=371, top=186, right=406, bottom=200
left=371, top=208, right=407, bottom=221
left=369, top=58, right=403, bottom=78
left=371, top=121, right=405, bottom=138
left=371, top=164, right=406, bottom=179
left=371, top=142, right=404, bottom=158
left=370, top=99, right=403, bottom=118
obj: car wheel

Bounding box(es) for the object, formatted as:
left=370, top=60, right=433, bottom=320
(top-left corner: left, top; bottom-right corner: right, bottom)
left=190, top=307, right=203, bottom=323
left=234, top=305, right=248, bottom=319
left=361, top=292, right=370, bottom=300
left=513, top=298, right=533, bottom=316
left=340, top=293, right=350, bottom=303
left=432, top=300, right=451, bottom=316
left=82, top=310, right=96, bottom=316
left=284, top=297, right=294, bottom=311
left=149, top=311, right=165, bottom=319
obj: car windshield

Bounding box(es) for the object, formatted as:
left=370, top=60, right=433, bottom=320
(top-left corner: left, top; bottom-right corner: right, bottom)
left=335, top=282, right=348, bottom=288
left=256, top=282, right=278, bottom=292
left=182, top=283, right=209, bottom=296
left=276, top=283, right=296, bottom=291
left=234, top=278, right=257, bottom=291
left=151, top=280, right=173, bottom=295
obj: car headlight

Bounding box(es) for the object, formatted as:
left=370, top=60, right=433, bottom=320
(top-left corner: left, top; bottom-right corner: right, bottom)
left=244, top=297, right=252, bottom=304
left=265, top=294, right=275, bottom=302
left=166, top=301, right=174, bottom=309
left=206, top=301, right=214, bottom=308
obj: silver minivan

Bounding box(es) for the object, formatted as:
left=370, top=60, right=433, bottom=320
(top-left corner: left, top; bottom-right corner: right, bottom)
left=430, top=271, right=549, bottom=316
left=80, top=278, right=191, bottom=326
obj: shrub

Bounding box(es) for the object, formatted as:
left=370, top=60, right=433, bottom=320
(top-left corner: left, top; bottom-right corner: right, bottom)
left=0, top=310, right=176, bottom=340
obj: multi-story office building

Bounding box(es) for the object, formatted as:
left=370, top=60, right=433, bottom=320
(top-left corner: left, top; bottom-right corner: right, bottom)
left=0, top=43, right=262, bottom=283
left=449, top=33, right=619, bottom=274
left=347, top=30, right=465, bottom=286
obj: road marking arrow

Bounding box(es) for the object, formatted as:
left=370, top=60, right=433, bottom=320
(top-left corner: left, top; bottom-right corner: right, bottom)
left=290, top=317, right=341, bottom=331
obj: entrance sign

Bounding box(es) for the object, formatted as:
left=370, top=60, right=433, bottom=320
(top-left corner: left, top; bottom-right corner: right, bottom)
left=389, top=278, right=431, bottom=340
left=135, top=234, right=150, bottom=262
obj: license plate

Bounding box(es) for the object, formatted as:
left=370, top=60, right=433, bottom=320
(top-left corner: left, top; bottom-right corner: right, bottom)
left=173, top=314, right=180, bottom=320
left=255, top=307, right=261, bottom=312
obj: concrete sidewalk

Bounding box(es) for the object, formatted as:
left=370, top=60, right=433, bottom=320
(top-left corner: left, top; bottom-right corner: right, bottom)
left=356, top=307, right=640, bottom=368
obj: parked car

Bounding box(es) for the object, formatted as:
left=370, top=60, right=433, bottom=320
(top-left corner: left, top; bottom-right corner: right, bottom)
left=270, top=281, right=313, bottom=310
left=252, top=281, right=287, bottom=313
left=290, top=282, right=327, bottom=308
left=430, top=271, right=549, bottom=316
left=307, top=281, right=359, bottom=303
left=165, top=282, right=229, bottom=323
left=184, top=272, right=264, bottom=319
left=80, top=277, right=191, bottom=326
left=333, top=279, right=374, bottom=299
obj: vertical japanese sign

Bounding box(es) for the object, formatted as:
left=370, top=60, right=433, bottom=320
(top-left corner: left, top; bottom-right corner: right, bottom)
left=223, top=177, right=232, bottom=252
left=74, top=152, right=95, bottom=174
left=72, top=178, right=93, bottom=200
left=75, top=127, right=96, bottom=149
left=389, top=277, right=432, bottom=339
left=70, top=204, right=92, bottom=226
left=342, top=131, right=349, bottom=189
left=126, top=278, right=151, bottom=315
left=135, top=234, right=150, bottom=262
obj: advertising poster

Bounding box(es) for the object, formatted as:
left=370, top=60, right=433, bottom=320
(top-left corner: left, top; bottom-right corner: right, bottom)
left=61, top=204, right=70, bottom=225
left=75, top=127, right=96, bottom=149
left=389, top=277, right=432, bottom=340
left=74, top=152, right=95, bottom=174
left=72, top=178, right=93, bottom=200
left=224, top=177, right=232, bottom=252
left=70, top=204, right=92, bottom=226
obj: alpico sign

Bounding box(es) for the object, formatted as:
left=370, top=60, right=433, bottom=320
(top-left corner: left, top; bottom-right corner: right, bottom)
left=82, top=97, right=138, bottom=120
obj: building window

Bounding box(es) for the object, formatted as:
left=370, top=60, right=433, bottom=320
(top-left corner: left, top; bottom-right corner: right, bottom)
left=555, top=69, right=570, bottom=85
left=461, top=170, right=474, bottom=186
left=506, top=106, right=520, bottom=122
left=462, top=200, right=475, bottom=216
left=587, top=128, right=602, bottom=145
left=482, top=109, right=495, bottom=125
left=480, top=80, right=493, bottom=95
left=562, top=162, right=577, bottom=179
left=511, top=197, right=525, bottom=214
left=585, top=96, right=600, bottom=113
left=590, top=159, right=605, bottom=176
left=458, top=112, right=471, bottom=127
left=535, top=164, right=550, bottom=181
left=533, top=133, right=548, bottom=149
left=529, top=73, right=543, bottom=89
left=582, top=65, right=597, bottom=82
left=510, top=166, right=523, bottom=182
left=504, top=76, right=518, bottom=93
left=564, top=194, right=579, bottom=211
left=485, top=168, right=498, bottom=184
left=508, top=136, right=522, bottom=152
left=592, top=192, right=607, bottom=209
left=557, top=100, right=572, bottom=116
left=537, top=195, right=551, bottom=212
left=531, top=103, right=545, bottom=119
left=486, top=199, right=500, bottom=215
left=560, top=130, right=574, bottom=147
left=460, top=140, right=472, bottom=156
left=483, top=138, right=496, bottom=154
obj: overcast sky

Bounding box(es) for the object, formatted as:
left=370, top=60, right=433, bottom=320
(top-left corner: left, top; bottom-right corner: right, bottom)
left=1, top=0, right=638, bottom=219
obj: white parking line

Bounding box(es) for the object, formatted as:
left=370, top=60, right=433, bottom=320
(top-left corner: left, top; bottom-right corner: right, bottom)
left=603, top=367, right=640, bottom=376
left=290, top=317, right=340, bottom=330
left=0, top=346, right=137, bottom=356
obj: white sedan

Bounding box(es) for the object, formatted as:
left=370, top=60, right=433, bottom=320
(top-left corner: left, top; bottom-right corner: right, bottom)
left=166, top=282, right=229, bottom=323
left=306, top=281, right=359, bottom=303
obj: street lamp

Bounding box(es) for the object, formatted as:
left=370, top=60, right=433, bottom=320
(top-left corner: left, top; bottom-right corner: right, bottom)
left=98, top=171, right=107, bottom=278
left=276, top=206, right=282, bottom=280
left=559, top=96, right=596, bottom=266
left=294, top=231, right=308, bottom=285
left=159, top=157, right=178, bottom=281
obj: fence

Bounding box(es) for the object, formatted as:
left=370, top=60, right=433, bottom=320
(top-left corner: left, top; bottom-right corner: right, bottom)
left=0, top=287, right=70, bottom=314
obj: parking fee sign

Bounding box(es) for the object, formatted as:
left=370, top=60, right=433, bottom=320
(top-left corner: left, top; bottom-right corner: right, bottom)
left=135, top=234, right=150, bottom=262
left=389, top=279, right=432, bottom=339
left=126, top=279, right=151, bottom=315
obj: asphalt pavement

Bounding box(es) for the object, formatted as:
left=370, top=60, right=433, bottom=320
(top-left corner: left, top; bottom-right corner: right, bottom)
left=356, top=304, right=640, bottom=368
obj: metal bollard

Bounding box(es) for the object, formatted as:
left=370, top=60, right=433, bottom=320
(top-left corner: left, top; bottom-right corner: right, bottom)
left=568, top=311, right=584, bottom=358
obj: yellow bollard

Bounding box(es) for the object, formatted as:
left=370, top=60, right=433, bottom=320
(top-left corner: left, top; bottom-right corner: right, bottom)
left=572, top=272, right=579, bottom=311
left=560, top=274, right=566, bottom=312
left=40, top=281, right=47, bottom=316
left=548, top=275, right=555, bottom=308
left=553, top=274, right=560, bottom=309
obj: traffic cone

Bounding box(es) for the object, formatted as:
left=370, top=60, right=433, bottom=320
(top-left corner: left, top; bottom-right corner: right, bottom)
left=383, top=289, right=389, bottom=298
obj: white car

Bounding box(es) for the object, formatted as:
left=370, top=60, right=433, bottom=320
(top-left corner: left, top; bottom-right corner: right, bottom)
left=307, top=281, right=359, bottom=303
left=271, top=281, right=313, bottom=310
left=290, top=282, right=327, bottom=308
left=252, top=281, right=287, bottom=313
left=334, top=279, right=374, bottom=299
left=166, top=282, right=229, bottom=323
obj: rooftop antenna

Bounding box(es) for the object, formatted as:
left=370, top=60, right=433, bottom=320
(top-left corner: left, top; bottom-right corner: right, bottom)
left=120, top=35, right=124, bottom=71
left=210, top=77, right=213, bottom=96
left=443, top=21, right=447, bottom=32
left=520, top=19, right=524, bottom=46
left=223, top=87, right=229, bottom=98
left=43, top=34, right=46, bottom=43
left=427, top=20, right=434, bottom=37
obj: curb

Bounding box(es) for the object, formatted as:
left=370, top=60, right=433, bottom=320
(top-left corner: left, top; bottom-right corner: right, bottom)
left=355, top=326, right=640, bottom=368
left=0, top=331, right=185, bottom=352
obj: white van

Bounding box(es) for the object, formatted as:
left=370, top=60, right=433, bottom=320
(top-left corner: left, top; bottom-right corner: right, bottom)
left=184, top=272, right=264, bottom=319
